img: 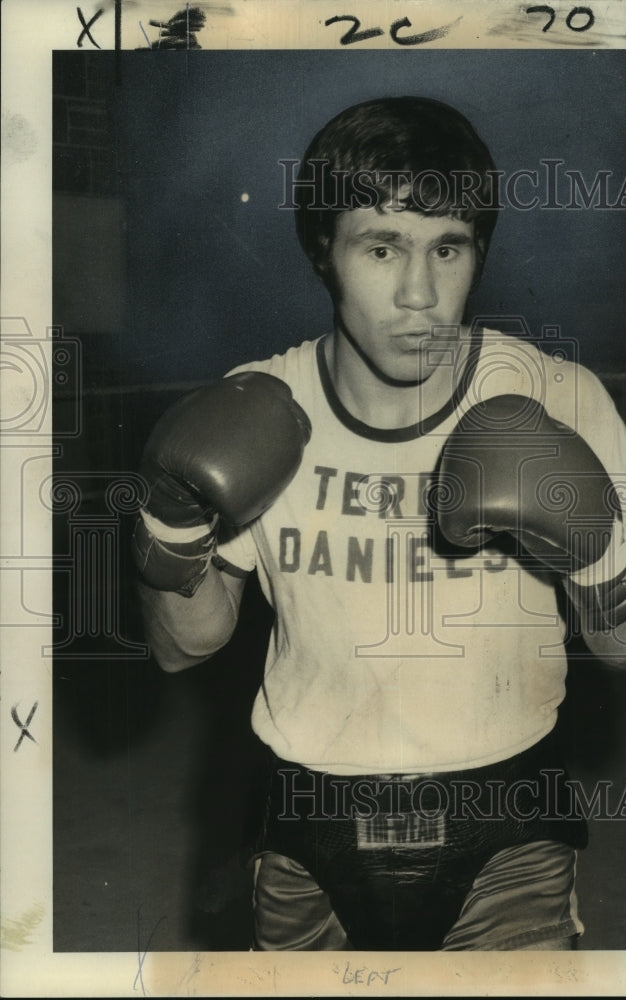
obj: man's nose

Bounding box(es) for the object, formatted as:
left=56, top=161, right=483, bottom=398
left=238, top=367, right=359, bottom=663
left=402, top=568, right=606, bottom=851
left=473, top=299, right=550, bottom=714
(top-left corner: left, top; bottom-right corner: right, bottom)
left=394, top=256, right=438, bottom=311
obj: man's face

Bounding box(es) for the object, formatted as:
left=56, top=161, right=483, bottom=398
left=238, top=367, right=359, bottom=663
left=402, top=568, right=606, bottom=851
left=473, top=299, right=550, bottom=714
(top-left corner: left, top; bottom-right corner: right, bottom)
left=329, top=207, right=477, bottom=385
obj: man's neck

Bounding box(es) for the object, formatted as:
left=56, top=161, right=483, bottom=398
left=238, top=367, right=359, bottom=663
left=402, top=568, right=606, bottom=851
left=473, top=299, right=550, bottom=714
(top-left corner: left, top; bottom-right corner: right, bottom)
left=324, top=332, right=472, bottom=429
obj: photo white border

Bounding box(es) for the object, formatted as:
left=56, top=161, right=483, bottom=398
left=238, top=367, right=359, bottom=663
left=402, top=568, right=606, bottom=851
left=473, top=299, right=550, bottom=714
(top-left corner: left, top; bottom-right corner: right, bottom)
left=2, top=1, right=626, bottom=995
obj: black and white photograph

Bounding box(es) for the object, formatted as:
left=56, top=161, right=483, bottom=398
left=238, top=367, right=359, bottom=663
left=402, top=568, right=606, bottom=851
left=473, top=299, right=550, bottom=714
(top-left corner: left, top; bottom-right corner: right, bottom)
left=2, top=1, right=626, bottom=995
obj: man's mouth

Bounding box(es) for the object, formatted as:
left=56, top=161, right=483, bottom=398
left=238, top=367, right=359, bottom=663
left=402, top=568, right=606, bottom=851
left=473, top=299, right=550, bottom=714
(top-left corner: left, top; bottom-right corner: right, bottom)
left=392, top=331, right=430, bottom=349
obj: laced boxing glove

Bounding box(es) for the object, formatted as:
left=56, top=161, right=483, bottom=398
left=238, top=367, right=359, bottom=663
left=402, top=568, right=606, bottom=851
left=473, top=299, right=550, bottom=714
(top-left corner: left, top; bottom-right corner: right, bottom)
left=437, top=394, right=626, bottom=630
left=132, top=372, right=311, bottom=596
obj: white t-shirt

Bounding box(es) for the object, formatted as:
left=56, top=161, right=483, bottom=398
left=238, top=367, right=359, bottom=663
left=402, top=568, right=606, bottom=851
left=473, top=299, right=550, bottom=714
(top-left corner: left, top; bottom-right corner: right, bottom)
left=217, top=329, right=626, bottom=775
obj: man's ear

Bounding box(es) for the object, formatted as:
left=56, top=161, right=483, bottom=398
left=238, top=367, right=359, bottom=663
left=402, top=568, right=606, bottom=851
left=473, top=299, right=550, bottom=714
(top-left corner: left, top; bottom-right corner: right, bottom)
left=312, top=234, right=339, bottom=293
left=315, top=233, right=331, bottom=269
left=470, top=236, right=486, bottom=292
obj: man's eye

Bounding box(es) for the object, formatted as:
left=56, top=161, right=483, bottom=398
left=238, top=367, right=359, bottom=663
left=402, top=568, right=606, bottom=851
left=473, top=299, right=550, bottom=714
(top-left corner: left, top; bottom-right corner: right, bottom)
left=435, top=245, right=458, bottom=260
left=370, top=246, right=392, bottom=260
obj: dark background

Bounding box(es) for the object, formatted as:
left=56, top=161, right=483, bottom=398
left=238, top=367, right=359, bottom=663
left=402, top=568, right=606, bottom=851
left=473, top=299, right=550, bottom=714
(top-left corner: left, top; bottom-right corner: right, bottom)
left=52, top=50, right=626, bottom=951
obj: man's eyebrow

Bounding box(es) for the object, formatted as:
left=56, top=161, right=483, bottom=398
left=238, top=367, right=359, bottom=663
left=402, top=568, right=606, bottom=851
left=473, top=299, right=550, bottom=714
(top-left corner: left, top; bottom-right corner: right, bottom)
left=349, top=228, right=410, bottom=245
left=430, top=231, right=475, bottom=247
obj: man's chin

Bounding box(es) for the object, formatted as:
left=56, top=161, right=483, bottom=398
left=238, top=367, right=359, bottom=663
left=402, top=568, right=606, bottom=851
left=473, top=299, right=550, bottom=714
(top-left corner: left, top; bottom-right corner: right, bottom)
left=386, top=354, right=439, bottom=386
left=378, top=362, right=436, bottom=388
left=336, top=320, right=439, bottom=387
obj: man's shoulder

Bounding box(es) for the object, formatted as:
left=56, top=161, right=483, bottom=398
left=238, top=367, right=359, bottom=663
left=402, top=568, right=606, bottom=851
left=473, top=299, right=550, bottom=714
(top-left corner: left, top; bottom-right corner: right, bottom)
left=225, top=337, right=321, bottom=382
left=478, top=327, right=606, bottom=392
left=476, top=327, right=621, bottom=430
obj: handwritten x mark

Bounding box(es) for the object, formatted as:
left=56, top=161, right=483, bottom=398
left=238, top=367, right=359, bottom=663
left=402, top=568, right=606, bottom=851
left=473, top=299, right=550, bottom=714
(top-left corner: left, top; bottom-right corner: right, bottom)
left=12, top=701, right=38, bottom=752
left=77, top=7, right=104, bottom=49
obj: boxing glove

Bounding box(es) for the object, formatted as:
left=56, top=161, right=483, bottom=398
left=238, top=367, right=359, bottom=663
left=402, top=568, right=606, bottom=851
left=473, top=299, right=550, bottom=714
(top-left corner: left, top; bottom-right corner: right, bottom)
left=437, top=394, right=618, bottom=575
left=133, top=371, right=311, bottom=596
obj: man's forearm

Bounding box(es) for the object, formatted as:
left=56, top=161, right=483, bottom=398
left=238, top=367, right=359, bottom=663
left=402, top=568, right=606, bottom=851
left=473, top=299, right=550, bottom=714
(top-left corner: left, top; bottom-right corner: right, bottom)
left=579, top=626, right=626, bottom=668
left=138, top=564, right=240, bottom=672
left=563, top=577, right=626, bottom=670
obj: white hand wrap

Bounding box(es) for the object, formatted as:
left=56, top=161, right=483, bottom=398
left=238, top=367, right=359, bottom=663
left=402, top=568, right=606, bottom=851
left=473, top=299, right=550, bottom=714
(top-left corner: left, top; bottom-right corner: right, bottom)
left=139, top=508, right=218, bottom=544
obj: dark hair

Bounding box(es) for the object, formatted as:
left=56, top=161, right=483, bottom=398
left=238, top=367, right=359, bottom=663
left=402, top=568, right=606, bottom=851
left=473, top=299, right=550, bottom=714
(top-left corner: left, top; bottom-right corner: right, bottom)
left=293, top=97, right=499, bottom=287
